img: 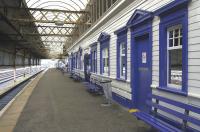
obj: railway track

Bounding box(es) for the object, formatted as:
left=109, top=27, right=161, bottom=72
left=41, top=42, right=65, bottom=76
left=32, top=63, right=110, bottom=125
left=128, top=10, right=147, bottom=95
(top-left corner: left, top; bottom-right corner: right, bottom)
left=0, top=67, right=43, bottom=111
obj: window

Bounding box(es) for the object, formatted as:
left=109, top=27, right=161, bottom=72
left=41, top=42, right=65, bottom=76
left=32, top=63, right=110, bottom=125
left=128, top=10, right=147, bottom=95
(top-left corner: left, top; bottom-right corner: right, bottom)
left=157, top=0, right=189, bottom=94
left=75, top=54, right=78, bottom=69
left=78, top=54, right=81, bottom=69
left=93, top=51, right=96, bottom=72
left=120, top=42, right=126, bottom=78
left=98, top=32, right=110, bottom=75
left=115, top=27, right=127, bottom=80
left=102, top=47, right=109, bottom=74
left=77, top=49, right=82, bottom=70
left=167, top=25, right=182, bottom=89
left=90, top=43, right=97, bottom=73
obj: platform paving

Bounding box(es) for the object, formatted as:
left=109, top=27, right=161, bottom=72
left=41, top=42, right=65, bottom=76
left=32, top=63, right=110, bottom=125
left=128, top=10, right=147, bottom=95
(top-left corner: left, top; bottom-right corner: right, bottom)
left=14, top=69, right=152, bottom=132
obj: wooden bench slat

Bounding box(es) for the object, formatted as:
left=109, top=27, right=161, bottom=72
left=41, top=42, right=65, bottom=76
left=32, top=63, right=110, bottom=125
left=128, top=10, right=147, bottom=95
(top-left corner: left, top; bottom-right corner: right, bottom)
left=151, top=94, right=200, bottom=114
left=134, top=112, right=182, bottom=132
left=147, top=101, right=200, bottom=126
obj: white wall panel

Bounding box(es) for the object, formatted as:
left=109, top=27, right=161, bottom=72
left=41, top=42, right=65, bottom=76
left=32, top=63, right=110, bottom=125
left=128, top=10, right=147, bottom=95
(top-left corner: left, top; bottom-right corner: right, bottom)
left=69, top=0, right=200, bottom=102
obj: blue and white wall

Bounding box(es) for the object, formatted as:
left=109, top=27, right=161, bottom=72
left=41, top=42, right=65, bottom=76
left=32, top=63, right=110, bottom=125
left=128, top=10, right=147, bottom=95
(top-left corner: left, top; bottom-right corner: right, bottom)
left=67, top=0, right=200, bottom=126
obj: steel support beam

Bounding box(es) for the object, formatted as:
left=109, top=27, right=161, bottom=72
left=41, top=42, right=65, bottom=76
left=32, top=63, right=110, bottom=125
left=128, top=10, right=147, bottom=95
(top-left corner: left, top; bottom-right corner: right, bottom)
left=8, top=18, right=91, bottom=25
left=2, top=33, right=77, bottom=37
left=0, top=7, right=89, bottom=14
left=21, top=25, right=77, bottom=29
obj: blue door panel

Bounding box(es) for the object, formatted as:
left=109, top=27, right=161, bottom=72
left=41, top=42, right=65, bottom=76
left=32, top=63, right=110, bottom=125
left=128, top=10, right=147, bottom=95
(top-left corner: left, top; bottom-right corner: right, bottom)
left=134, top=34, right=151, bottom=113
left=84, top=54, right=91, bottom=82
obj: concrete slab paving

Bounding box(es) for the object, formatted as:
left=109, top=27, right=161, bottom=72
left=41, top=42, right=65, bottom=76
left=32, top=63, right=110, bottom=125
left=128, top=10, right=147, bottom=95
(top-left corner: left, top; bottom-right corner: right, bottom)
left=13, top=69, right=153, bottom=132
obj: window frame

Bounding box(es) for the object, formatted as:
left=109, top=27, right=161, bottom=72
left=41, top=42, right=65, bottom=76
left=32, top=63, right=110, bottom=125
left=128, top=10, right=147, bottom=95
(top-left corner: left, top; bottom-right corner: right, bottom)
left=158, top=2, right=188, bottom=95
left=101, top=46, right=109, bottom=75
left=98, top=33, right=110, bottom=76
left=167, top=25, right=183, bottom=89
left=75, top=53, right=78, bottom=69
left=115, top=27, right=128, bottom=81
left=120, top=43, right=126, bottom=78
left=78, top=48, right=82, bottom=70
left=90, top=43, right=97, bottom=73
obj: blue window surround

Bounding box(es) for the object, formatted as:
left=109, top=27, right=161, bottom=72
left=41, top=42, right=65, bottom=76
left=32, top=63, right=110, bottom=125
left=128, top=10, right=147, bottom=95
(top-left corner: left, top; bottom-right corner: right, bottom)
left=69, top=54, right=73, bottom=71
left=71, top=53, right=75, bottom=69
left=156, top=0, right=190, bottom=96
left=78, top=47, right=82, bottom=70
left=75, top=52, right=78, bottom=69
left=127, top=9, right=153, bottom=108
left=73, top=54, right=76, bottom=69
left=98, top=32, right=110, bottom=75
left=114, top=26, right=128, bottom=81
left=90, top=42, right=97, bottom=73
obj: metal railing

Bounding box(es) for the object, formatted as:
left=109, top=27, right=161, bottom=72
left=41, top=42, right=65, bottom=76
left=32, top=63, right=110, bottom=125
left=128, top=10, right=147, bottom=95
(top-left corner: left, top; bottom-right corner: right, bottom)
left=0, top=66, right=42, bottom=87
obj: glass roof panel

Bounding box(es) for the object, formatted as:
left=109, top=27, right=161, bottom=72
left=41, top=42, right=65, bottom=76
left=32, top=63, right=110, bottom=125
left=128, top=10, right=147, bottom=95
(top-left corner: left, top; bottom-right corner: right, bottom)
left=25, top=0, right=89, bottom=57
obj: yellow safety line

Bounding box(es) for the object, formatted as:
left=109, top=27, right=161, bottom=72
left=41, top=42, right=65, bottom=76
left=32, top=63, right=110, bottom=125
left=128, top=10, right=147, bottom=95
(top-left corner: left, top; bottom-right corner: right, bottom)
left=129, top=109, right=139, bottom=113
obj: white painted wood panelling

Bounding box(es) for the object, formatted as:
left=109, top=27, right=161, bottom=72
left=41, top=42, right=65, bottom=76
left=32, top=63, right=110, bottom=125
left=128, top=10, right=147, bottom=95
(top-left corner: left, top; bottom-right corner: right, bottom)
left=127, top=29, right=131, bottom=82
left=188, top=0, right=200, bottom=96
left=69, top=0, right=172, bottom=100
left=69, top=1, right=200, bottom=129
left=69, top=0, right=200, bottom=104
left=97, top=42, right=100, bottom=74
left=152, top=16, right=160, bottom=86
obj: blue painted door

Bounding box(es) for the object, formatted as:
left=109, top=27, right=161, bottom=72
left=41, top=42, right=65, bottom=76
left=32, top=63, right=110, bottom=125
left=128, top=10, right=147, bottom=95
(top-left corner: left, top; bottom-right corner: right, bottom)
left=84, top=54, right=91, bottom=82
left=135, top=34, right=151, bottom=112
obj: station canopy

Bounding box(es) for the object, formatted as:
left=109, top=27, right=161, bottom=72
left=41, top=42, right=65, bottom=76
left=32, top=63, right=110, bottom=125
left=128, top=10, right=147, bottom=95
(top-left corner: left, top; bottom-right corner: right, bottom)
left=25, top=0, right=90, bottom=58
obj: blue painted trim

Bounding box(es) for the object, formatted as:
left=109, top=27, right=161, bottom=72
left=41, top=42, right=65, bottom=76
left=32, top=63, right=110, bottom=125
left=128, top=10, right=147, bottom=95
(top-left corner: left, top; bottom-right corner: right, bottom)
left=75, top=52, right=78, bottom=69
left=130, top=10, right=153, bottom=108
left=127, top=9, right=153, bottom=28
left=114, top=26, right=128, bottom=35
left=78, top=47, right=82, bottom=69
left=158, top=0, right=189, bottom=95
left=98, top=32, right=110, bottom=75
left=154, top=0, right=191, bottom=16
left=147, top=101, right=200, bottom=126
left=115, top=78, right=127, bottom=82
left=151, top=94, right=200, bottom=114
left=78, top=47, right=82, bottom=55
left=149, top=94, right=200, bottom=127
left=156, top=113, right=200, bottom=132
left=90, top=42, right=97, bottom=48
left=157, top=87, right=187, bottom=96
left=90, top=43, right=97, bottom=73
left=116, top=32, right=127, bottom=80
left=98, top=32, right=110, bottom=42
left=112, top=92, right=132, bottom=108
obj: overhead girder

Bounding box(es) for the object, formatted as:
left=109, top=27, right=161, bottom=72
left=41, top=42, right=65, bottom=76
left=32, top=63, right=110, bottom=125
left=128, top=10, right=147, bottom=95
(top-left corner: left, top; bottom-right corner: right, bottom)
left=29, top=40, right=66, bottom=43
left=20, top=25, right=76, bottom=36
left=0, top=8, right=48, bottom=57
left=0, top=0, right=93, bottom=58
left=2, top=33, right=77, bottom=37
left=0, top=6, right=91, bottom=25
left=0, top=7, right=89, bottom=14
left=8, top=18, right=91, bottom=25
left=0, top=6, right=89, bottom=58
left=21, top=25, right=77, bottom=29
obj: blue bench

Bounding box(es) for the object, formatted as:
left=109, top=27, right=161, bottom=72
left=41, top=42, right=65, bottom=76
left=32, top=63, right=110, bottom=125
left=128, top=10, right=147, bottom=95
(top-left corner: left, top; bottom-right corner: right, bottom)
left=84, top=78, right=104, bottom=95
left=133, top=94, right=200, bottom=132
left=74, top=74, right=82, bottom=81
left=69, top=71, right=74, bottom=78
left=70, top=71, right=82, bottom=81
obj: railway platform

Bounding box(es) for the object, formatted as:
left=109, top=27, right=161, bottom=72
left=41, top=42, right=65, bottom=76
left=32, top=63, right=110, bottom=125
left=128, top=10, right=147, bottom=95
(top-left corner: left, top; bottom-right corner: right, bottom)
left=0, top=69, right=151, bottom=132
